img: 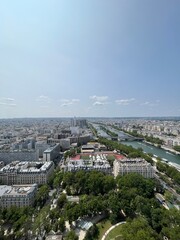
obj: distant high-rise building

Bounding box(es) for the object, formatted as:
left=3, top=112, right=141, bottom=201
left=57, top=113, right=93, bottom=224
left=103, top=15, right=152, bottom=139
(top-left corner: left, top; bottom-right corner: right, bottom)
left=71, top=118, right=87, bottom=128
left=76, top=119, right=87, bottom=128
left=71, top=117, right=77, bottom=127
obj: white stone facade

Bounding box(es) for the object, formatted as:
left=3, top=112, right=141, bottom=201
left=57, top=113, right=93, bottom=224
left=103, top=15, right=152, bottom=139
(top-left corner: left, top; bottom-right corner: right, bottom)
left=0, top=161, right=54, bottom=185
left=0, top=184, right=37, bottom=208
left=113, top=158, right=154, bottom=178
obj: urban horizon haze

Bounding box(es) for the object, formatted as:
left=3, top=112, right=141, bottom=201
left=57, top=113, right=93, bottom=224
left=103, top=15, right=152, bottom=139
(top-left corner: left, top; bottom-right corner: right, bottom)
left=1, top=0, right=180, bottom=118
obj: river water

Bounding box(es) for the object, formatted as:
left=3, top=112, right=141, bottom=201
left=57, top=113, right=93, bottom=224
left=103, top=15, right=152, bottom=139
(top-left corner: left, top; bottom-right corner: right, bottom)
left=103, top=126, right=180, bottom=165
left=121, top=141, right=180, bottom=165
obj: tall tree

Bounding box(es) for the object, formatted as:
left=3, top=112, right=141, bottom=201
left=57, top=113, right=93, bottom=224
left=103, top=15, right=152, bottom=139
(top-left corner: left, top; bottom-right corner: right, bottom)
left=65, top=230, right=78, bottom=240
left=121, top=217, right=159, bottom=240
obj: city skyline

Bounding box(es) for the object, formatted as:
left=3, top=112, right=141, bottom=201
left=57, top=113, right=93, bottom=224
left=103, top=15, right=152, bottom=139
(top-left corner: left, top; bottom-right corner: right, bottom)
left=1, top=0, right=180, bottom=118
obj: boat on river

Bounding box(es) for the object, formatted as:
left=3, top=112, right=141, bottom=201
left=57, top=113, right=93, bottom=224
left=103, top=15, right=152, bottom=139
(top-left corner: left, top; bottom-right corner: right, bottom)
left=162, top=158, right=168, bottom=163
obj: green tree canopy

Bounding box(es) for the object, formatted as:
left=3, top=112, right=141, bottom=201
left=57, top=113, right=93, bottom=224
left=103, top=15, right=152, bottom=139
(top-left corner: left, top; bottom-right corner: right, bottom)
left=121, top=217, right=158, bottom=240
left=65, top=230, right=78, bottom=240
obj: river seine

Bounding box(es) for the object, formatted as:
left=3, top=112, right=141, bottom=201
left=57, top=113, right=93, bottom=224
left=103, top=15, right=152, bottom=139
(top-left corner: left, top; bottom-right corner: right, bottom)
left=121, top=141, right=180, bottom=165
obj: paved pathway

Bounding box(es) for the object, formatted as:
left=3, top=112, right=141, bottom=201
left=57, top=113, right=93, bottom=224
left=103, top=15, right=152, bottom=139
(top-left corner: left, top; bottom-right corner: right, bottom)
left=101, top=221, right=126, bottom=240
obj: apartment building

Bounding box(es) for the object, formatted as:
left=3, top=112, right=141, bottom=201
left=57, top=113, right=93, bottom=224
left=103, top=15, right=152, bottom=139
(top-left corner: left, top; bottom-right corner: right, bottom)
left=113, top=158, right=154, bottom=178
left=66, top=154, right=111, bottom=173
left=0, top=161, right=54, bottom=185
left=0, top=184, right=37, bottom=208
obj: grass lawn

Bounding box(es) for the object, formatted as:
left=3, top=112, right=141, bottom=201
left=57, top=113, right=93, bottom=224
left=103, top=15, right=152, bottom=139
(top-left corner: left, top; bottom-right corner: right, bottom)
left=105, top=224, right=124, bottom=240
left=80, top=155, right=90, bottom=160
left=97, top=220, right=112, bottom=240
left=107, top=155, right=115, bottom=161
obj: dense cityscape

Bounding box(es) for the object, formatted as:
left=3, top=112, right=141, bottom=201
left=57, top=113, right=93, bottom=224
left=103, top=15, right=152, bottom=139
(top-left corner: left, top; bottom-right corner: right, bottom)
left=0, top=117, right=179, bottom=239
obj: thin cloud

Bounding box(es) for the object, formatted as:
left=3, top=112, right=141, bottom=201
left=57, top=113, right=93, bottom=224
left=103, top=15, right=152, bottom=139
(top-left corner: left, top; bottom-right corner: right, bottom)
left=141, top=100, right=160, bottom=107
left=90, top=95, right=109, bottom=106
left=90, top=95, right=109, bottom=102
left=59, top=99, right=69, bottom=103
left=61, top=102, right=73, bottom=107
left=93, top=101, right=105, bottom=106
left=0, top=97, right=16, bottom=106
left=0, top=102, right=17, bottom=106
left=141, top=101, right=150, bottom=105
left=59, top=98, right=80, bottom=107
left=36, top=95, right=51, bottom=104
left=115, top=98, right=135, bottom=105
left=2, top=97, right=15, bottom=102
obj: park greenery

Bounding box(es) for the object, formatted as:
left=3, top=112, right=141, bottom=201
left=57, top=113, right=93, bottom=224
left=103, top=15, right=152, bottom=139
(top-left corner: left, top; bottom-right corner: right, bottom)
left=84, top=224, right=99, bottom=240
left=64, top=149, right=77, bottom=159
left=120, top=217, right=159, bottom=240
left=104, top=223, right=123, bottom=240
left=64, top=147, right=81, bottom=160
left=97, top=220, right=112, bottom=240
left=156, top=160, right=180, bottom=185
left=50, top=170, right=179, bottom=240
left=65, top=230, right=78, bottom=240
left=0, top=206, right=34, bottom=239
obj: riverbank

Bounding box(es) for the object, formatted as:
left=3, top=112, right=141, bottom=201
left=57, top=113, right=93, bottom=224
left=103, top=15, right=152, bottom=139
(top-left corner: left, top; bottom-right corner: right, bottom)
left=143, top=140, right=180, bottom=156
left=152, top=157, right=157, bottom=163
left=161, top=145, right=180, bottom=155
left=121, top=141, right=180, bottom=165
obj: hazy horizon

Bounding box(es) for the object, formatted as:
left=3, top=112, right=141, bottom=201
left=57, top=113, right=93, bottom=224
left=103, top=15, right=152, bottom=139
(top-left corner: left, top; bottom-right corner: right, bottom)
left=1, top=0, right=180, bottom=118
left=1, top=116, right=180, bottom=121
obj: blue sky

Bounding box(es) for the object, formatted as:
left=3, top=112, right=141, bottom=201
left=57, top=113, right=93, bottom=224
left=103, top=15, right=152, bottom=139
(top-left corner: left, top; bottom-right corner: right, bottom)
left=0, top=0, right=180, bottom=118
